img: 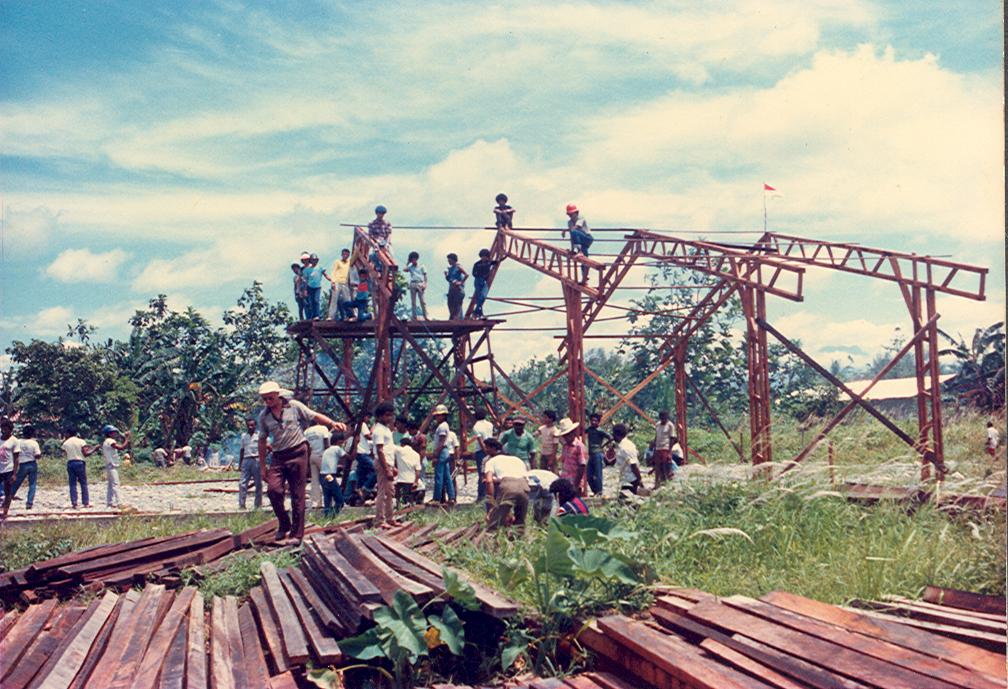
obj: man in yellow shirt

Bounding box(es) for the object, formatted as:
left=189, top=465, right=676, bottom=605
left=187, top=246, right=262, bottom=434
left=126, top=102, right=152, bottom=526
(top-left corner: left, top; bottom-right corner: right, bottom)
left=325, top=248, right=353, bottom=320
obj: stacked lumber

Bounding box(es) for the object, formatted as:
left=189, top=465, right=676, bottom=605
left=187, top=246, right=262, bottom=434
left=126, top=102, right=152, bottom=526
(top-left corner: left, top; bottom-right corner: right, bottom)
left=384, top=520, right=494, bottom=552
left=848, top=585, right=1006, bottom=652
left=843, top=482, right=1007, bottom=511
left=580, top=587, right=1007, bottom=689
left=431, top=672, right=639, bottom=688
left=0, top=529, right=238, bottom=604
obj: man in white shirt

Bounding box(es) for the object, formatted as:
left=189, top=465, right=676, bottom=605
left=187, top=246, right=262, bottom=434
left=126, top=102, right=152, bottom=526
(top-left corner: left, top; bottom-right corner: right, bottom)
left=526, top=468, right=559, bottom=523
left=536, top=410, right=558, bottom=472
left=238, top=417, right=263, bottom=510
left=304, top=422, right=330, bottom=508
left=482, top=438, right=530, bottom=531
left=319, top=430, right=347, bottom=516
left=100, top=424, right=131, bottom=508
left=607, top=423, right=642, bottom=494
left=62, top=426, right=97, bottom=508
left=0, top=417, right=20, bottom=518
left=371, top=402, right=398, bottom=527
left=394, top=437, right=424, bottom=506
left=431, top=405, right=456, bottom=504
left=152, top=447, right=169, bottom=468
left=346, top=416, right=376, bottom=494
left=652, top=410, right=676, bottom=488
left=10, top=425, right=42, bottom=510
left=470, top=409, right=495, bottom=503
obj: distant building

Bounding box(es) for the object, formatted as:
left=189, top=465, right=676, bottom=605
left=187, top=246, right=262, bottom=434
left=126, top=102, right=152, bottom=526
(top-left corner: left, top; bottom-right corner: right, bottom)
left=839, top=374, right=953, bottom=417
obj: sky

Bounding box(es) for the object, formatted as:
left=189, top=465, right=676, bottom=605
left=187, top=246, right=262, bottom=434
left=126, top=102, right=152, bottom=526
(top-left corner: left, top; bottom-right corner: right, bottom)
left=1, top=1, right=1004, bottom=374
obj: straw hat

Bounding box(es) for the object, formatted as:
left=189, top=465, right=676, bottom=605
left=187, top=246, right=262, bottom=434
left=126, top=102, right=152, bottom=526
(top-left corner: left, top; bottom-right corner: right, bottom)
left=553, top=417, right=580, bottom=436
left=432, top=404, right=449, bottom=416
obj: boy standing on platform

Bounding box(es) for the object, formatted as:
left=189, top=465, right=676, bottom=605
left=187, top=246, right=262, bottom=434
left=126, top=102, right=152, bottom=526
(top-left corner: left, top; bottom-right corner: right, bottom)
left=470, top=249, right=497, bottom=319
left=445, top=253, right=468, bottom=320
left=325, top=248, right=354, bottom=320
left=406, top=252, right=429, bottom=320
left=371, top=402, right=398, bottom=528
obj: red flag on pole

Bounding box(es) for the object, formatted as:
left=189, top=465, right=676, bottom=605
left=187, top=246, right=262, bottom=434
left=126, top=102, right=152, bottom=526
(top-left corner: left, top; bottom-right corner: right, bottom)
left=763, top=183, right=776, bottom=191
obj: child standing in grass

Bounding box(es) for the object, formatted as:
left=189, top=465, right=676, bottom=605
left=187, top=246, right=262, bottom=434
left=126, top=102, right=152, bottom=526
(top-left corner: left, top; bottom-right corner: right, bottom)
left=652, top=410, right=675, bottom=488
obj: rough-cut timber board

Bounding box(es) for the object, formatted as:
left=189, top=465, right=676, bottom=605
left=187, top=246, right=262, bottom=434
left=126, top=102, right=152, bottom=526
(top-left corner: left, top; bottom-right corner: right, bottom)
left=597, top=615, right=774, bottom=689
left=583, top=672, right=652, bottom=689
left=24, top=539, right=162, bottom=581
left=841, top=606, right=1007, bottom=653
left=924, top=587, right=1007, bottom=617
left=107, top=586, right=171, bottom=689
left=0, top=599, right=58, bottom=676
left=57, top=530, right=230, bottom=577
left=309, top=535, right=382, bottom=603
left=128, top=587, right=196, bottom=689
left=561, top=674, right=609, bottom=689
left=700, top=637, right=836, bottom=689
left=5, top=606, right=84, bottom=689
left=259, top=561, right=309, bottom=664
left=237, top=602, right=271, bottom=689
left=285, top=567, right=344, bottom=635
left=0, top=608, right=20, bottom=640
left=157, top=623, right=187, bottom=689
left=278, top=569, right=342, bottom=664
left=248, top=586, right=290, bottom=675
left=686, top=598, right=961, bottom=689
left=223, top=596, right=250, bottom=689
left=32, top=592, right=118, bottom=689
left=359, top=535, right=447, bottom=594
left=375, top=535, right=518, bottom=617
left=210, top=596, right=235, bottom=689
left=651, top=607, right=863, bottom=689
left=268, top=672, right=299, bottom=689
left=70, top=591, right=139, bottom=689
left=299, top=553, right=363, bottom=631
left=762, top=590, right=1007, bottom=679
left=334, top=533, right=433, bottom=604
left=853, top=599, right=1007, bottom=635
left=884, top=596, right=1007, bottom=623
left=186, top=591, right=207, bottom=689
left=720, top=595, right=1005, bottom=689
left=580, top=618, right=772, bottom=689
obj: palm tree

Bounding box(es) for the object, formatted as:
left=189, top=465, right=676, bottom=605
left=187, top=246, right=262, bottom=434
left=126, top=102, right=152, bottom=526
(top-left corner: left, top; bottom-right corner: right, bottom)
left=939, top=322, right=1005, bottom=412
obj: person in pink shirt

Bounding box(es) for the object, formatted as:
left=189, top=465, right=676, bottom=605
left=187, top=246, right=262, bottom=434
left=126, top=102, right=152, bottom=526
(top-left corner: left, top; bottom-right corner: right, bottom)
left=555, top=417, right=587, bottom=495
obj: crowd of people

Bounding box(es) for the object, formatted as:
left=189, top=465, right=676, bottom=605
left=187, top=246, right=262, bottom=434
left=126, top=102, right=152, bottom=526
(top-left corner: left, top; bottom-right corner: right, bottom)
left=289, top=197, right=595, bottom=322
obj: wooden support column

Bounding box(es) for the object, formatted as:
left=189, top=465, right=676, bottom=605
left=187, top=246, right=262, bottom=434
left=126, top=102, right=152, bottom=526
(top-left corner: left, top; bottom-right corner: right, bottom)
left=925, top=288, right=945, bottom=476
left=563, top=285, right=586, bottom=429
left=673, top=344, right=689, bottom=465
left=740, top=286, right=772, bottom=468
left=906, top=285, right=946, bottom=479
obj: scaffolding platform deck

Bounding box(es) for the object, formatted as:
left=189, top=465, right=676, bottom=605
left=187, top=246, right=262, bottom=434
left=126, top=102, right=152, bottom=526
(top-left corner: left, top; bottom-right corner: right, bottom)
left=288, top=318, right=504, bottom=339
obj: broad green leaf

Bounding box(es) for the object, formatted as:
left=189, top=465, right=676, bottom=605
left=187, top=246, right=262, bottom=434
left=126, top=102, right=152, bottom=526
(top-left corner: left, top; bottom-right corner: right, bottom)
left=305, top=667, right=341, bottom=689
left=498, top=557, right=530, bottom=589
left=441, top=567, right=480, bottom=610
left=338, top=628, right=386, bottom=660
left=427, top=606, right=465, bottom=655
left=371, top=592, right=427, bottom=660
left=534, top=520, right=575, bottom=579
left=501, top=639, right=526, bottom=670
left=568, top=547, right=641, bottom=585
left=553, top=515, right=634, bottom=544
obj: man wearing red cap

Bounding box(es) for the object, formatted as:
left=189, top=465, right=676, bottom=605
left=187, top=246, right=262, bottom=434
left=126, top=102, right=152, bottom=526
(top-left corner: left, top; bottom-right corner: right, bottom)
left=562, top=203, right=593, bottom=283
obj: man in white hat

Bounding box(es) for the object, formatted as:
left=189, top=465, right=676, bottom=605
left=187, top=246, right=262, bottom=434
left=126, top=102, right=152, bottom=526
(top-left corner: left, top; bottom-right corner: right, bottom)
left=430, top=404, right=455, bottom=504
left=256, top=381, right=345, bottom=543
left=556, top=417, right=587, bottom=495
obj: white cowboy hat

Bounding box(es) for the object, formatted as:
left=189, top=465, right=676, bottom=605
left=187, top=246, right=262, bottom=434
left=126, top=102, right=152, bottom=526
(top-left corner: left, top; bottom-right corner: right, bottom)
left=553, top=417, right=580, bottom=436
left=432, top=404, right=449, bottom=416
left=258, top=381, right=281, bottom=395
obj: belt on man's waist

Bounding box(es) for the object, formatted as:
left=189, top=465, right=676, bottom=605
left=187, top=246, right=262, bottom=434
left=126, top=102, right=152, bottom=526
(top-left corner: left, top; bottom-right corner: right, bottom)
left=272, top=442, right=308, bottom=462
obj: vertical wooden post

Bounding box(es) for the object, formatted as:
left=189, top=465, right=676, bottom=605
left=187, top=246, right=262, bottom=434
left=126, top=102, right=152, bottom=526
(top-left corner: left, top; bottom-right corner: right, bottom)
left=740, top=286, right=772, bottom=470
left=828, top=440, right=836, bottom=486
left=563, top=285, right=586, bottom=430
left=674, top=344, right=689, bottom=464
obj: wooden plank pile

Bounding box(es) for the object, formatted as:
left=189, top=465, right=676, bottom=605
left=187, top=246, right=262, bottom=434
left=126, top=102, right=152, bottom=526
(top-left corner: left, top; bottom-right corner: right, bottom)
left=431, top=672, right=639, bottom=689
left=580, top=587, right=1007, bottom=689
left=849, top=585, right=1007, bottom=652
left=242, top=527, right=518, bottom=670
left=843, top=482, right=1007, bottom=511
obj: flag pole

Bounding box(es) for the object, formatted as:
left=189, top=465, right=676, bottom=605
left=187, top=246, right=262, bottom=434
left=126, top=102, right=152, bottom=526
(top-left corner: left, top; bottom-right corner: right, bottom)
left=762, top=184, right=768, bottom=232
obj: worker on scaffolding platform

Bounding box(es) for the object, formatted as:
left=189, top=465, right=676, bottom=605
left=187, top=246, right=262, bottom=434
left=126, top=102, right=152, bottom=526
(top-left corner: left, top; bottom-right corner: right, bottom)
left=493, top=193, right=515, bottom=229
left=445, top=253, right=468, bottom=320
left=368, top=205, right=394, bottom=271
left=470, top=249, right=498, bottom=319
left=562, top=203, right=593, bottom=283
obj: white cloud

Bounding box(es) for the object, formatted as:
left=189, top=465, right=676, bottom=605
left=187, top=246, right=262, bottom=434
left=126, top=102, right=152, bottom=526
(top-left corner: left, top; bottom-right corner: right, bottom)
left=46, top=248, right=128, bottom=283
left=0, top=306, right=75, bottom=340
left=2, top=207, right=62, bottom=254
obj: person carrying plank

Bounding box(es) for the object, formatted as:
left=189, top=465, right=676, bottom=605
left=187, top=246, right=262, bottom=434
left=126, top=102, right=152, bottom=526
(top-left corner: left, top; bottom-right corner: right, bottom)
left=257, top=381, right=345, bottom=544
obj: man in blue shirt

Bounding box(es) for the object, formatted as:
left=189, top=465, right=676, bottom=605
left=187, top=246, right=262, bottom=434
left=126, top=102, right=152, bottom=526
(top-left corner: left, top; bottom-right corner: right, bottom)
left=302, top=253, right=325, bottom=319
left=444, top=253, right=468, bottom=320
